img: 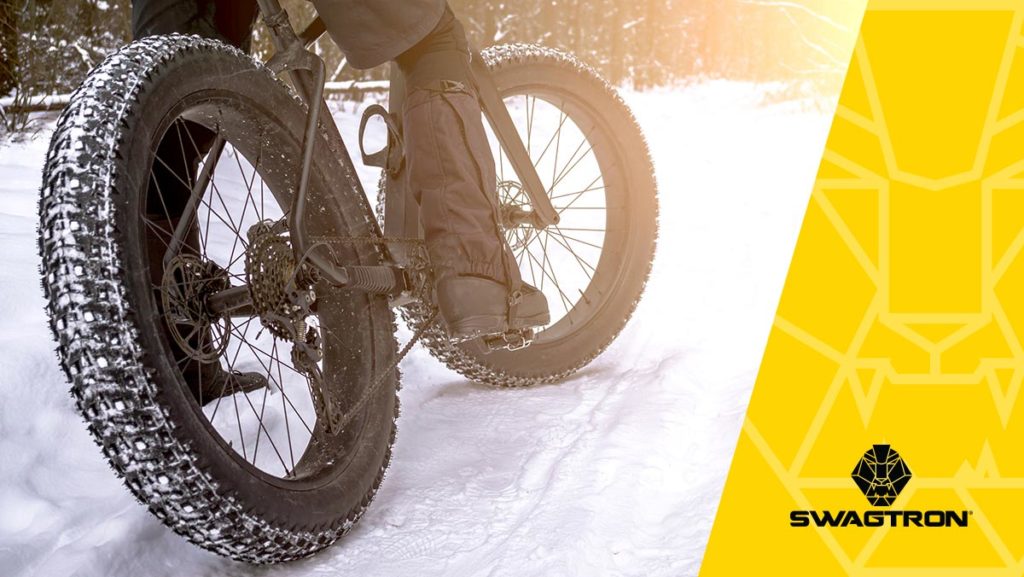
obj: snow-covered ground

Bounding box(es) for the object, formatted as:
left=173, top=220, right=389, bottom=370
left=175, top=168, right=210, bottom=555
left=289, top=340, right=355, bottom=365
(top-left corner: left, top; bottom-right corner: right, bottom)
left=0, top=83, right=833, bottom=577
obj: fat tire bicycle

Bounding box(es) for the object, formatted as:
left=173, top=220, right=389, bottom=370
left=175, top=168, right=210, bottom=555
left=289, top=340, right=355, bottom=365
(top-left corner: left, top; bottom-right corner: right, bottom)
left=37, top=0, right=658, bottom=563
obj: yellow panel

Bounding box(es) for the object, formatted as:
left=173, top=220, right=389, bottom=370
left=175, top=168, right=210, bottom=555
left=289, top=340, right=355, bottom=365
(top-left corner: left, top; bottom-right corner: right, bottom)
left=699, top=434, right=850, bottom=576
left=889, top=182, right=982, bottom=314
left=745, top=328, right=842, bottom=468
left=862, top=11, right=1012, bottom=180
left=776, top=199, right=878, bottom=353
left=991, top=188, right=1024, bottom=269
left=840, top=48, right=874, bottom=122
left=821, top=187, right=881, bottom=268
left=867, top=490, right=1002, bottom=567
left=701, top=3, right=1024, bottom=575
left=971, top=488, right=1024, bottom=560
left=998, top=47, right=1024, bottom=120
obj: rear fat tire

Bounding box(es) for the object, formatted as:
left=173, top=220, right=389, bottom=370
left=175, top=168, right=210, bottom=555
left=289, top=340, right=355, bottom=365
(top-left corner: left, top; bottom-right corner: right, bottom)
left=38, top=35, right=398, bottom=563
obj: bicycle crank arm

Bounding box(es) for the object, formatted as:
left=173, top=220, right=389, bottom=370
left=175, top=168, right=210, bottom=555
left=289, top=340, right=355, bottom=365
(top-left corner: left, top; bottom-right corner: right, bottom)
left=206, top=264, right=410, bottom=317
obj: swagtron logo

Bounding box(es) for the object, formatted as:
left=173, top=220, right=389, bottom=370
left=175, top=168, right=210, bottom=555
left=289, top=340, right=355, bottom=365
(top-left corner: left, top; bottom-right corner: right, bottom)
left=790, top=444, right=970, bottom=528
left=852, top=444, right=911, bottom=506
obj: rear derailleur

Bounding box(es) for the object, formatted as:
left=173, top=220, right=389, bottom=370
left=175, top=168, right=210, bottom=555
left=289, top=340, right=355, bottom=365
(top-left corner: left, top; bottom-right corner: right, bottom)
left=244, top=221, right=342, bottom=430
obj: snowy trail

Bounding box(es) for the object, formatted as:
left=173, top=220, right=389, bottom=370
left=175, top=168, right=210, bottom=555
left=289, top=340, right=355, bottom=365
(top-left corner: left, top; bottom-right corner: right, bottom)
left=0, top=85, right=833, bottom=577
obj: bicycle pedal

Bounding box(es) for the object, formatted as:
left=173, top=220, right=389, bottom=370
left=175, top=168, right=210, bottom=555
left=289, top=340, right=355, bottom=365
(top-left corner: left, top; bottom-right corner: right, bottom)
left=481, top=328, right=535, bottom=352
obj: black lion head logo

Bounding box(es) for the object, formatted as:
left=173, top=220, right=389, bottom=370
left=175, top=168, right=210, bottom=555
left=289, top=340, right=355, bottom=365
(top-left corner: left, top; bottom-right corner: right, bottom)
left=851, top=444, right=912, bottom=507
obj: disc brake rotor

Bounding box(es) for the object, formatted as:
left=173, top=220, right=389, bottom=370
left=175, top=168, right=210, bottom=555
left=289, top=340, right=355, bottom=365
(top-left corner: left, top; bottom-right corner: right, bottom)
left=161, top=254, right=231, bottom=362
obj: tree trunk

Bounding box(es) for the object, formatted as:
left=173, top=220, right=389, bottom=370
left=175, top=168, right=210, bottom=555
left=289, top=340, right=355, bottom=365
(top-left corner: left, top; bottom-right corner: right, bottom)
left=609, top=3, right=624, bottom=85
left=638, top=0, right=656, bottom=89
left=0, top=0, right=17, bottom=95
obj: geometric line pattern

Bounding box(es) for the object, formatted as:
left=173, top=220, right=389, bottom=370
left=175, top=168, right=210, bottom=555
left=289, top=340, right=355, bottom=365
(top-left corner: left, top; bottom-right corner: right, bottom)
left=702, top=2, right=1024, bottom=575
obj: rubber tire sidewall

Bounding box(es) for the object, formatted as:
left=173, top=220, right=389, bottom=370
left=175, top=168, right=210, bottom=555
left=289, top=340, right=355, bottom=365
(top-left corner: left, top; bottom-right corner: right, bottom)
left=41, top=36, right=398, bottom=560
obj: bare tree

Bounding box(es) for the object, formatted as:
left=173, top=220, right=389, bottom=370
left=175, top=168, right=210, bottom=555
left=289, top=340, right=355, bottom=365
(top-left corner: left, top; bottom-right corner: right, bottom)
left=0, top=0, right=16, bottom=95
left=2, top=0, right=855, bottom=120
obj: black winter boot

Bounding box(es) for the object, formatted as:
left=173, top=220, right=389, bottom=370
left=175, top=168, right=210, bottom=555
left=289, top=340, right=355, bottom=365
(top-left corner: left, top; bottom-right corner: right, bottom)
left=437, top=275, right=550, bottom=341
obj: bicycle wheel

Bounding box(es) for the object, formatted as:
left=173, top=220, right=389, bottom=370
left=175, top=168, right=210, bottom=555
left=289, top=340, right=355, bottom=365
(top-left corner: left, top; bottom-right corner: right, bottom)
left=385, top=44, right=658, bottom=386
left=39, top=35, right=398, bottom=563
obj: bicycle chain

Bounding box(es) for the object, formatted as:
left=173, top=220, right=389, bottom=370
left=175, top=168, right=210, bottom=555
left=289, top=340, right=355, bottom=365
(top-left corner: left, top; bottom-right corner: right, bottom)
left=303, top=233, right=439, bottom=434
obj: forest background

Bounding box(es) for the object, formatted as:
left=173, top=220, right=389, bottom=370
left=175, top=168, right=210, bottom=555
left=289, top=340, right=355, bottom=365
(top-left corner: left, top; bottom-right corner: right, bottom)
left=0, top=0, right=860, bottom=110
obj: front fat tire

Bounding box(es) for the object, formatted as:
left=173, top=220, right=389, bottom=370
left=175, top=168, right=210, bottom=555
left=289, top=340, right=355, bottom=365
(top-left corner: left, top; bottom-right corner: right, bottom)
left=38, top=35, right=398, bottom=563
left=388, top=44, right=658, bottom=387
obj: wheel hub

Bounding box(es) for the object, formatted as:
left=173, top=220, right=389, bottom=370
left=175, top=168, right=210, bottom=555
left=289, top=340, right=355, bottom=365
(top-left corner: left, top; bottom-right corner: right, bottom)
left=498, top=180, right=536, bottom=250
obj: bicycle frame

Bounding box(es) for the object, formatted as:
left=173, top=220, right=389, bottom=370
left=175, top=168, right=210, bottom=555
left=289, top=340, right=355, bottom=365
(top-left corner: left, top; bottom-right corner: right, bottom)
left=248, top=0, right=557, bottom=294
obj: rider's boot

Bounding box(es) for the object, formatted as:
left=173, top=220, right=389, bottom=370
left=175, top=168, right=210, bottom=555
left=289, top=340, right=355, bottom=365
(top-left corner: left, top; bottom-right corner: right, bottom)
left=398, top=8, right=549, bottom=342
left=436, top=275, right=550, bottom=340
left=190, top=361, right=270, bottom=403
left=146, top=126, right=269, bottom=403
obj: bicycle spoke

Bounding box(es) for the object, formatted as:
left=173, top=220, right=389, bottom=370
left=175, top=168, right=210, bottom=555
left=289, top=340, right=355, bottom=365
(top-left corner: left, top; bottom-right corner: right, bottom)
left=141, top=215, right=173, bottom=244
left=249, top=385, right=271, bottom=468
left=227, top=326, right=304, bottom=375
left=498, top=137, right=505, bottom=182
left=537, top=231, right=570, bottom=316
left=223, top=328, right=317, bottom=440
left=239, top=377, right=290, bottom=473
left=275, top=339, right=297, bottom=472
left=523, top=243, right=573, bottom=313
left=151, top=153, right=241, bottom=237
left=237, top=336, right=315, bottom=437
left=549, top=184, right=605, bottom=201
left=556, top=174, right=604, bottom=216
left=146, top=169, right=182, bottom=251
left=523, top=237, right=539, bottom=288
left=548, top=129, right=595, bottom=194
left=208, top=178, right=248, bottom=265
left=202, top=180, right=214, bottom=253
left=550, top=104, right=563, bottom=188
left=231, top=386, right=246, bottom=460
left=494, top=91, right=618, bottom=332
left=547, top=228, right=598, bottom=280
left=527, top=95, right=536, bottom=154
left=210, top=316, right=256, bottom=421
left=552, top=228, right=604, bottom=252
left=531, top=108, right=568, bottom=170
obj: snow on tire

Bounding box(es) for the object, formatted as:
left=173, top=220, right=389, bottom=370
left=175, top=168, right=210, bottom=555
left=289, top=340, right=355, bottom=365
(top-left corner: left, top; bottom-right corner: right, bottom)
left=38, top=35, right=398, bottom=563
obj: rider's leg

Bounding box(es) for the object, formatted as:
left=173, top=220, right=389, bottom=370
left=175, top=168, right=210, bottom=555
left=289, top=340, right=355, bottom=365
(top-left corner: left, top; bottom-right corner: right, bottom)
left=132, top=0, right=256, bottom=48
left=133, top=0, right=267, bottom=401
left=397, top=8, right=549, bottom=339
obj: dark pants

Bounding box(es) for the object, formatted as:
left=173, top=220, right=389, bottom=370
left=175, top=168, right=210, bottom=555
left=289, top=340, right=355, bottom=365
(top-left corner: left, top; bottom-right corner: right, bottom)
left=132, top=0, right=256, bottom=48
left=132, top=0, right=518, bottom=285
